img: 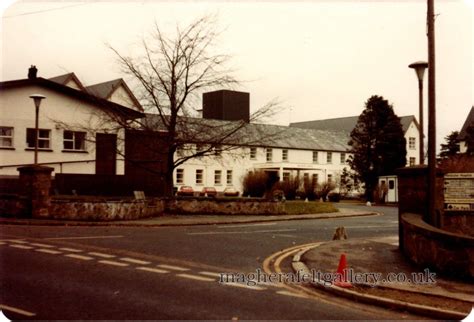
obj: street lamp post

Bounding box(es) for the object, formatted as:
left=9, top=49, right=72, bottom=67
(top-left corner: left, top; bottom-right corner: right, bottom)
left=29, top=94, right=46, bottom=165
left=408, top=61, right=428, bottom=165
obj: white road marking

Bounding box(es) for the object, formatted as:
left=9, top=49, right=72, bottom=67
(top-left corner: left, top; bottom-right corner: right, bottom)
left=177, top=273, right=215, bottom=282
left=0, top=304, right=36, bottom=317
left=43, top=235, right=123, bottom=240
left=224, top=282, right=266, bottom=291
left=218, top=222, right=276, bottom=229
left=137, top=267, right=169, bottom=274
left=120, top=257, right=151, bottom=265
left=9, top=244, right=33, bottom=249
left=30, top=243, right=55, bottom=248
left=188, top=229, right=297, bottom=236
left=59, top=247, right=83, bottom=253
left=0, top=242, right=5, bottom=245
left=88, top=252, right=116, bottom=258
left=199, top=271, right=222, bottom=278
left=65, top=254, right=94, bottom=261
left=98, top=260, right=129, bottom=267
left=35, top=248, right=62, bottom=255
left=157, top=264, right=189, bottom=271
left=8, top=240, right=28, bottom=244
left=276, top=290, right=307, bottom=298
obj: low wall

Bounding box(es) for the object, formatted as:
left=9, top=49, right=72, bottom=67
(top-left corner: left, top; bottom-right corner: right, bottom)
left=443, top=212, right=474, bottom=236
left=0, top=194, right=28, bottom=217
left=167, top=197, right=285, bottom=216
left=49, top=198, right=165, bottom=221
left=401, top=212, right=474, bottom=280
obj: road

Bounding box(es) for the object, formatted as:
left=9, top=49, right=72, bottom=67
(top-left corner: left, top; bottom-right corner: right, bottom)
left=0, top=204, right=422, bottom=320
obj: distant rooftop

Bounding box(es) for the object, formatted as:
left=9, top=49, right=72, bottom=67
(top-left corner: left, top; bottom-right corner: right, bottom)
left=458, top=106, right=474, bottom=140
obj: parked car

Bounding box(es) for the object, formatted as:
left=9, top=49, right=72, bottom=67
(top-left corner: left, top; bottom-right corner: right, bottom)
left=223, top=187, right=239, bottom=197
left=176, top=186, right=194, bottom=197
left=199, top=187, right=217, bottom=197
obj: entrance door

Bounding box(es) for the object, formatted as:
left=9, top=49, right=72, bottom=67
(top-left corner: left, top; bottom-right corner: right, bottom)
left=96, top=133, right=117, bottom=175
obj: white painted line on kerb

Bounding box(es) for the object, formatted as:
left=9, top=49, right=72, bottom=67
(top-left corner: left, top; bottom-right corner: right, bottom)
left=199, top=271, right=222, bottom=278
left=136, top=267, right=169, bottom=274
left=59, top=247, right=83, bottom=253
left=9, top=244, right=33, bottom=250
left=44, top=235, right=124, bottom=241
left=29, top=243, right=55, bottom=248
left=35, top=248, right=62, bottom=255
left=157, top=264, right=189, bottom=272
left=65, top=254, right=94, bottom=261
left=120, top=258, right=151, bottom=265
left=276, top=290, right=307, bottom=299
left=98, top=260, right=129, bottom=267
left=0, top=304, right=36, bottom=317
left=224, top=282, right=266, bottom=291
left=88, top=252, right=116, bottom=259
left=177, top=274, right=215, bottom=282
left=188, top=229, right=297, bottom=236
left=218, top=222, right=276, bottom=229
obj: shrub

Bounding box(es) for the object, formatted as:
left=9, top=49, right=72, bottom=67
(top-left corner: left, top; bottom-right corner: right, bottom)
left=242, top=170, right=268, bottom=197
left=303, top=177, right=318, bottom=201
left=272, top=175, right=301, bottom=200
left=327, top=192, right=341, bottom=202
left=316, top=181, right=335, bottom=201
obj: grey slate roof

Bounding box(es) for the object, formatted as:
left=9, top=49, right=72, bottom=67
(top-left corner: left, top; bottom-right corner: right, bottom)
left=85, top=79, right=122, bottom=99
left=290, top=115, right=418, bottom=134
left=145, top=114, right=350, bottom=152
left=458, top=106, right=474, bottom=140
left=49, top=72, right=85, bottom=90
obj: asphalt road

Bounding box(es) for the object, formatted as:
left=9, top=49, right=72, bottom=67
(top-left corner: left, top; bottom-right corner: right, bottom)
left=0, top=204, right=422, bottom=320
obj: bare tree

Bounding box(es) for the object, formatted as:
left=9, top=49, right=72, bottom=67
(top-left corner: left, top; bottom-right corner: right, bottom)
left=106, top=15, right=285, bottom=195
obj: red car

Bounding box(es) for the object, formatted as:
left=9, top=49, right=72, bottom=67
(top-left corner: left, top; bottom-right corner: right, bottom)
left=176, top=186, right=194, bottom=197
left=199, top=187, right=217, bottom=197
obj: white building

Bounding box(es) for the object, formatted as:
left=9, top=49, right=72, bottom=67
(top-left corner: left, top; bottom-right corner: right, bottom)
left=458, top=106, right=474, bottom=153
left=0, top=66, right=143, bottom=177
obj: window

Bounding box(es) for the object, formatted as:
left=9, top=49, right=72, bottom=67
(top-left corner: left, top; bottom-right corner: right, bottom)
left=409, top=157, right=416, bottom=166
left=389, top=180, right=395, bottom=190
left=176, top=169, right=184, bottom=184
left=312, top=151, right=318, bottom=163
left=226, top=170, right=233, bottom=185
left=26, top=128, right=51, bottom=149
left=214, top=170, right=222, bottom=185
left=282, top=172, right=290, bottom=182
left=282, top=149, right=288, bottom=162
left=304, top=173, right=309, bottom=181
left=328, top=174, right=333, bottom=183
left=327, top=152, right=332, bottom=164
left=63, top=131, right=86, bottom=151
left=340, top=153, right=346, bottom=164
left=409, top=137, right=416, bottom=150
left=196, top=169, right=204, bottom=185
left=266, top=148, right=273, bottom=162
left=250, top=147, right=257, bottom=160
left=312, top=174, right=319, bottom=185
left=0, top=127, right=13, bottom=148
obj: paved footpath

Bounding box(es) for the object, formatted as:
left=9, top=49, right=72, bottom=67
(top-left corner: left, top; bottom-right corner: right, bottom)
left=296, top=238, right=474, bottom=320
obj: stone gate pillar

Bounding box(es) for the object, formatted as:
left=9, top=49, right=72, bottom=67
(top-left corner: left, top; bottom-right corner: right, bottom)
left=17, top=165, right=54, bottom=218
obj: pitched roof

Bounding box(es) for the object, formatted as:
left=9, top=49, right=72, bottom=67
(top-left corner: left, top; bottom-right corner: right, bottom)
left=290, top=115, right=418, bottom=134
left=85, top=79, right=143, bottom=112
left=458, top=106, right=474, bottom=140
left=49, top=72, right=85, bottom=90
left=145, top=114, right=350, bottom=152
left=0, top=77, right=143, bottom=119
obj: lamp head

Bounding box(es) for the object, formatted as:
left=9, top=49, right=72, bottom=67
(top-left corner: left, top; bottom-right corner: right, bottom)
left=29, top=94, right=46, bottom=108
left=408, top=61, right=429, bottom=81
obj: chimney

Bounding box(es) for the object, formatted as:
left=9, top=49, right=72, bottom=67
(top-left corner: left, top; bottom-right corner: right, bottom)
left=28, top=65, right=38, bottom=79
left=202, top=90, right=250, bottom=123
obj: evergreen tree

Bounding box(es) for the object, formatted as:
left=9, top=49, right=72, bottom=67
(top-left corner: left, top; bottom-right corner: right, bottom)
left=439, top=131, right=460, bottom=158
left=348, top=95, right=406, bottom=201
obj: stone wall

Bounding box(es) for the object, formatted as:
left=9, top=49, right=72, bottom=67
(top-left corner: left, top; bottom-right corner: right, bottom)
left=443, top=213, right=474, bottom=236
left=0, top=194, right=28, bottom=217
left=401, top=213, right=474, bottom=280
left=49, top=198, right=165, bottom=221
left=167, top=197, right=285, bottom=216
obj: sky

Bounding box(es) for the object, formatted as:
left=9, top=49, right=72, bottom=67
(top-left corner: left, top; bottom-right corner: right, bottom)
left=1, top=0, right=473, bottom=150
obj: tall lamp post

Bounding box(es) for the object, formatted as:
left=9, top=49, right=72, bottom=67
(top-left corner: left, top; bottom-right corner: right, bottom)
left=29, top=94, right=46, bottom=165
left=408, top=61, right=428, bottom=165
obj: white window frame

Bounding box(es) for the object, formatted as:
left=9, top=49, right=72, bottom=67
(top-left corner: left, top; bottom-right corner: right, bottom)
left=214, top=170, right=222, bottom=185
left=409, top=137, right=416, bottom=150
left=409, top=157, right=416, bottom=166
left=340, top=153, right=346, bottom=164
left=63, top=130, right=86, bottom=151
left=282, top=172, right=290, bottom=182
left=196, top=169, right=204, bottom=185
left=312, top=151, right=318, bottom=163
left=26, top=128, right=51, bottom=149
left=282, top=149, right=288, bottom=162
left=266, top=148, right=273, bottom=162
left=0, top=126, right=14, bottom=148
left=327, top=152, right=332, bottom=164
left=226, top=170, right=233, bottom=186
left=176, top=169, right=184, bottom=184
left=250, top=147, right=257, bottom=160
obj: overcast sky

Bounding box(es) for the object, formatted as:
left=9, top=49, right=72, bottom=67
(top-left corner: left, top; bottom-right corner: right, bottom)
left=1, top=0, right=472, bottom=149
